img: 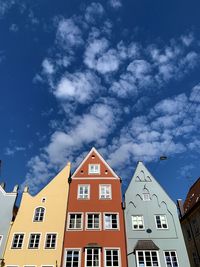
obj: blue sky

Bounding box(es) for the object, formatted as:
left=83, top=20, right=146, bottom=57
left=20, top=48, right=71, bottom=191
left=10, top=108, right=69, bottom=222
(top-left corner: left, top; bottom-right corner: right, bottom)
left=0, top=0, right=200, bottom=202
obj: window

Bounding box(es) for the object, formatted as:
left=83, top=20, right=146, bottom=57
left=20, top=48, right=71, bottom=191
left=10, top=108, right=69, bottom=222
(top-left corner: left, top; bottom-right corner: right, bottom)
left=132, top=216, right=145, bottom=230
left=33, top=207, right=45, bottom=222
left=105, top=249, right=120, bottom=267
left=192, top=252, right=199, bottom=266
left=78, top=185, right=90, bottom=199
left=28, top=233, right=41, bottom=249
left=65, top=249, right=80, bottom=267
left=99, top=185, right=111, bottom=199
left=186, top=228, right=191, bottom=240
left=86, top=214, right=100, bottom=229
left=164, top=251, right=179, bottom=267
left=68, top=213, right=83, bottom=230
left=143, top=193, right=150, bottom=201
left=11, top=233, right=24, bottom=249
left=45, top=233, right=57, bottom=249
left=155, top=215, right=168, bottom=229
left=85, top=248, right=100, bottom=267
left=0, top=235, right=3, bottom=246
left=88, top=164, right=100, bottom=174
left=136, top=251, right=159, bottom=267
left=104, top=214, right=119, bottom=229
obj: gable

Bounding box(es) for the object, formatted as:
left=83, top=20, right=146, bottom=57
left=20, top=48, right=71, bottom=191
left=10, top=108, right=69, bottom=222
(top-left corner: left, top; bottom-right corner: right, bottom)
left=72, top=147, right=119, bottom=179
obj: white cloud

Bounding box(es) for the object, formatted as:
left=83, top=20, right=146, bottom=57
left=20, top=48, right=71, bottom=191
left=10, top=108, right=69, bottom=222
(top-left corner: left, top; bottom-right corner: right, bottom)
left=189, top=84, right=200, bottom=103
left=0, top=0, right=15, bottom=17
left=42, top=59, right=55, bottom=75
left=56, top=18, right=83, bottom=50
left=85, top=2, right=104, bottom=24
left=54, top=71, right=103, bottom=103
left=9, top=23, right=18, bottom=32
left=108, top=0, right=122, bottom=9
left=5, top=146, right=25, bottom=156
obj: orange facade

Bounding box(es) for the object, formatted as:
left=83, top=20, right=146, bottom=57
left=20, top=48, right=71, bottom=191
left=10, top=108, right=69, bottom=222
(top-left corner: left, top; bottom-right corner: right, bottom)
left=63, top=148, right=127, bottom=267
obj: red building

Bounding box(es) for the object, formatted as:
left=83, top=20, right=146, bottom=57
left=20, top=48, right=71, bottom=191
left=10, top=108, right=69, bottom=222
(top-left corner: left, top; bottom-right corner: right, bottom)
left=63, top=147, right=127, bottom=267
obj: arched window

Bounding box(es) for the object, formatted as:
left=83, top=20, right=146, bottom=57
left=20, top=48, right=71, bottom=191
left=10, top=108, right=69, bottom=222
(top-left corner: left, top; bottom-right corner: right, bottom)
left=33, top=207, right=45, bottom=222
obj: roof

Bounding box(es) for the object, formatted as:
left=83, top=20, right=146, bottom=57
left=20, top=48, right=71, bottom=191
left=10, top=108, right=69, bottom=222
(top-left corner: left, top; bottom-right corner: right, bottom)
left=134, top=240, right=159, bottom=251
left=183, top=177, right=200, bottom=214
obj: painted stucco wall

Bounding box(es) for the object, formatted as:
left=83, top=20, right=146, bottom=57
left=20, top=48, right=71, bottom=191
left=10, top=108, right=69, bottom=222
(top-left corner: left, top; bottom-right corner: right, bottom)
left=0, top=185, right=18, bottom=259
left=4, top=163, right=70, bottom=267
left=125, top=162, right=190, bottom=267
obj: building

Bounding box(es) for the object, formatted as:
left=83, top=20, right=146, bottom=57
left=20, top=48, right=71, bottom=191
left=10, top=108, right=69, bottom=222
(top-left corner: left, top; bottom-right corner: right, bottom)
left=178, top=177, right=200, bottom=267
left=0, top=183, right=18, bottom=263
left=3, top=163, right=70, bottom=267
left=124, top=161, right=190, bottom=267
left=63, top=147, right=127, bottom=267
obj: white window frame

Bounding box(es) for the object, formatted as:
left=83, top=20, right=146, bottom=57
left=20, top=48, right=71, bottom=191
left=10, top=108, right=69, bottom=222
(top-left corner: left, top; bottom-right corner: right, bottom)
left=24, top=265, right=36, bottom=267
left=164, top=251, right=179, bottom=267
left=104, top=213, right=119, bottom=230
left=33, top=207, right=45, bottom=222
left=11, top=233, right=25, bottom=249
left=136, top=250, right=160, bottom=267
left=99, top=184, right=112, bottom=199
left=88, top=164, right=100, bottom=174
left=0, top=235, right=3, bottom=246
left=28, top=233, right=41, bottom=249
left=155, top=215, right=168, bottom=229
left=86, top=213, right=101, bottom=230
left=131, top=215, right=145, bottom=230
left=64, top=248, right=81, bottom=267
left=77, top=185, right=90, bottom=200
left=44, top=233, right=57, bottom=249
left=67, top=213, right=83, bottom=230
left=85, top=248, right=101, bottom=267
left=104, top=248, right=121, bottom=267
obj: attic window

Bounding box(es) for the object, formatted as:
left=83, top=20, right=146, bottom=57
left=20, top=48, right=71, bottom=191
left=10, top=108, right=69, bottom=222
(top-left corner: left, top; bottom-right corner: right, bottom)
left=105, top=170, right=108, bottom=175
left=81, top=170, right=84, bottom=174
left=89, top=164, right=100, bottom=174
left=92, top=155, right=95, bottom=159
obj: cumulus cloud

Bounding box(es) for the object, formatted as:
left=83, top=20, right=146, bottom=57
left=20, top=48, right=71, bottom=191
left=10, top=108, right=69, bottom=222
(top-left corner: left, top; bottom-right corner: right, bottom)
left=54, top=70, right=104, bottom=104
left=85, top=2, right=104, bottom=24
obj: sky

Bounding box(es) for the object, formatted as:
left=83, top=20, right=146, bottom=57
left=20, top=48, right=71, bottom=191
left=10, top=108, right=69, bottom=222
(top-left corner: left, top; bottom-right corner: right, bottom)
left=0, top=0, right=200, bottom=203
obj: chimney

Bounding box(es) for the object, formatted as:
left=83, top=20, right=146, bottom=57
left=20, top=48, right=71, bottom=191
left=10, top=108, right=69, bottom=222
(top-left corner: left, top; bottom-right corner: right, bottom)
left=177, top=199, right=184, bottom=217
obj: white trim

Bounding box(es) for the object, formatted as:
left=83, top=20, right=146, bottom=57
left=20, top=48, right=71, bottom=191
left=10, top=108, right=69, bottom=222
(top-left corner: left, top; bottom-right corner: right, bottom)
left=85, top=212, right=101, bottom=231
left=85, top=247, right=101, bottom=267
left=63, top=248, right=81, bottom=267
left=24, top=265, right=36, bottom=267
left=99, top=184, right=112, bottom=200
left=41, top=265, right=54, bottom=267
left=27, top=232, right=42, bottom=249
left=103, top=213, right=120, bottom=230
left=72, top=147, right=119, bottom=179
left=104, top=247, right=121, bottom=267
left=6, top=265, right=19, bottom=267
left=10, top=232, right=25, bottom=249
left=0, top=186, right=17, bottom=197
left=32, top=206, right=46, bottom=222
left=0, top=235, right=3, bottom=246
left=77, top=184, right=90, bottom=200
left=154, top=214, right=168, bottom=230
left=67, top=212, right=84, bottom=231
left=44, top=232, right=58, bottom=250
left=163, top=250, right=179, bottom=267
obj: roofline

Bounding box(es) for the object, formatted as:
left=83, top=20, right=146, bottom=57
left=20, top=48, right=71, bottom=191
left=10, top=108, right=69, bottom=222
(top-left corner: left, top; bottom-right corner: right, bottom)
left=72, top=147, right=120, bottom=179
left=180, top=200, right=200, bottom=221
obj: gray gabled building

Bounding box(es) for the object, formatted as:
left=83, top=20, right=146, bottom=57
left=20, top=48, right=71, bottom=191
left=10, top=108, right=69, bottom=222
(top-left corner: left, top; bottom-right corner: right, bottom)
left=124, top=161, right=190, bottom=267
left=0, top=183, right=18, bottom=261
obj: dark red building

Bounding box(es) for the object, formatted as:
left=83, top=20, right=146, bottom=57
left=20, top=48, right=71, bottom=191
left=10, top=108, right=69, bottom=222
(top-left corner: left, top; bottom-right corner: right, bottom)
left=63, top=147, right=127, bottom=267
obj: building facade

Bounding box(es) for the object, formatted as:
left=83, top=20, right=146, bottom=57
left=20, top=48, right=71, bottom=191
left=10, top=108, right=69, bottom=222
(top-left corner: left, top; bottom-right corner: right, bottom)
left=124, top=161, right=190, bottom=267
left=178, top=178, right=200, bottom=267
left=63, top=147, right=127, bottom=267
left=0, top=183, right=18, bottom=262
left=3, top=163, right=70, bottom=267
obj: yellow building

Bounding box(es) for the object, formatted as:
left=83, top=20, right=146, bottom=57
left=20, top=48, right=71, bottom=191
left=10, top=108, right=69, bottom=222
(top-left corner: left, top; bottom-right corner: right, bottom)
left=3, top=163, right=70, bottom=267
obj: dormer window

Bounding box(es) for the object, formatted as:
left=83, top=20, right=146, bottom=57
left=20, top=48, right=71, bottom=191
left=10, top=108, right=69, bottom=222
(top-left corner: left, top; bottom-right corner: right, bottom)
left=88, top=164, right=100, bottom=174
left=33, top=207, right=45, bottom=222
